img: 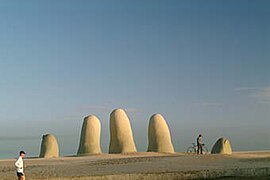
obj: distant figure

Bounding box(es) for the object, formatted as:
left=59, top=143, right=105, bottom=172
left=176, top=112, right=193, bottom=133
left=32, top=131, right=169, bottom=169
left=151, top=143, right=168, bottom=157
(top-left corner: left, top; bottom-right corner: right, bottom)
left=197, top=134, right=203, bottom=154
left=15, top=151, right=26, bottom=180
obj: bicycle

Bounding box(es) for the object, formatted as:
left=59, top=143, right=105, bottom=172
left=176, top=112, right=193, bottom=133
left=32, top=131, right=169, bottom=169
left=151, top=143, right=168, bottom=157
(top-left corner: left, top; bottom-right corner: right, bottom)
left=186, top=143, right=208, bottom=154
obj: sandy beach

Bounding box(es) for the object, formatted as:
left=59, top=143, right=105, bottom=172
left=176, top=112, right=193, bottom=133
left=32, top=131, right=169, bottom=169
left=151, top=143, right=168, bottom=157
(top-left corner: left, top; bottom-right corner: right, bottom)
left=0, top=151, right=269, bottom=180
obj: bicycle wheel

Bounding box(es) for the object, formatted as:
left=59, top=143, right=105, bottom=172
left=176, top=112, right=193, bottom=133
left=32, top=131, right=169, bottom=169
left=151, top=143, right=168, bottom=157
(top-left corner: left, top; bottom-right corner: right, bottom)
left=187, top=147, right=196, bottom=154
left=202, top=146, right=208, bottom=154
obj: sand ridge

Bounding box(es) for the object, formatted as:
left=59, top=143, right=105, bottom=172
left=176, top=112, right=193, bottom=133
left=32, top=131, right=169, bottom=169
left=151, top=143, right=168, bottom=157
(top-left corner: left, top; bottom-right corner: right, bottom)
left=0, top=152, right=269, bottom=179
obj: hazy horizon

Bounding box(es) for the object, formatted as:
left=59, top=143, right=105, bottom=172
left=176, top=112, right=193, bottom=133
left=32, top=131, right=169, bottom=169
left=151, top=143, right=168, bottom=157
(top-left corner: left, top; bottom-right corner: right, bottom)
left=0, top=0, right=269, bottom=159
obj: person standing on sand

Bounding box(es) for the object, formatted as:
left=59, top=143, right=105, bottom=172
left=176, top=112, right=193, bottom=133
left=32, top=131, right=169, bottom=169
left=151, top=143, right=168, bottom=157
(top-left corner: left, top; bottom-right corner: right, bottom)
left=197, top=134, right=203, bottom=154
left=15, top=151, right=26, bottom=180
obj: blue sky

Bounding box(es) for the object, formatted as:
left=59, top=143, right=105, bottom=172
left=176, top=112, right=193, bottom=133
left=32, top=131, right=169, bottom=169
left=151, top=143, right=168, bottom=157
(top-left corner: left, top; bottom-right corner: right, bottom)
left=0, top=0, right=269, bottom=158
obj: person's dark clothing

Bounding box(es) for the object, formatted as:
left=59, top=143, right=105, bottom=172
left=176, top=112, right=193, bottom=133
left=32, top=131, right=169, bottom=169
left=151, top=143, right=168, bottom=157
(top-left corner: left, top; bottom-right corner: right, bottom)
left=16, top=172, right=24, bottom=178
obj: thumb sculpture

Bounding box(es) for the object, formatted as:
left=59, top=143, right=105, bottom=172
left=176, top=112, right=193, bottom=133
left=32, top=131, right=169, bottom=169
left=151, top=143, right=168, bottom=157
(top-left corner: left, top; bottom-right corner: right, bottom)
left=147, top=114, right=175, bottom=153
left=77, top=115, right=102, bottom=155
left=211, top=137, right=232, bottom=154
left=39, top=134, right=59, bottom=158
left=109, top=108, right=137, bottom=154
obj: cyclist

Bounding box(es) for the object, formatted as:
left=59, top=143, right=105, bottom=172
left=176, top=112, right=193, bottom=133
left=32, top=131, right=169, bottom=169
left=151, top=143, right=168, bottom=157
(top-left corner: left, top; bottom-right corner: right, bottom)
left=197, top=134, right=203, bottom=154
